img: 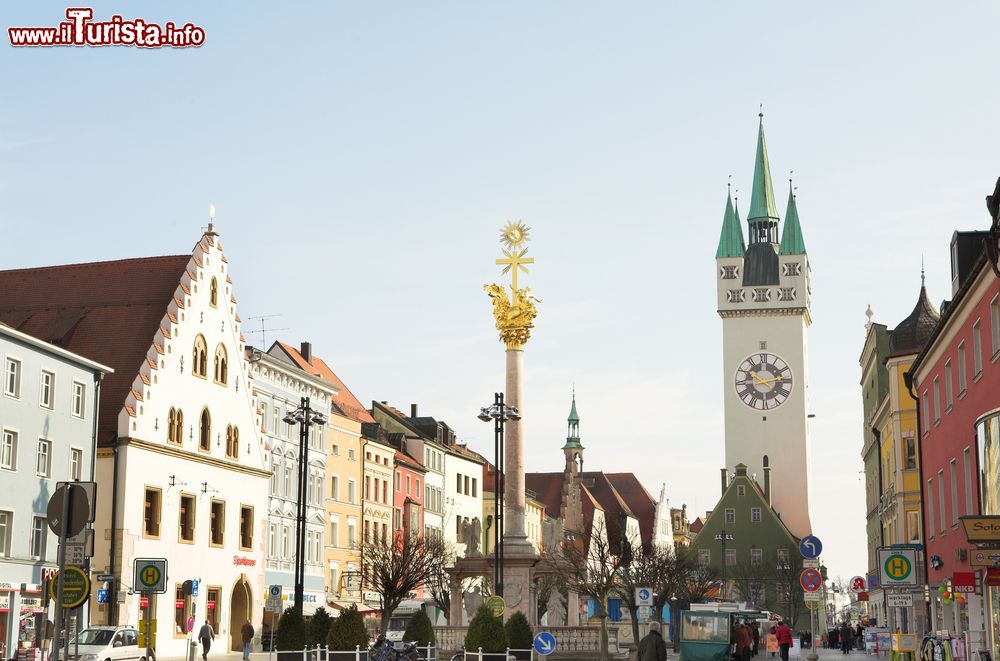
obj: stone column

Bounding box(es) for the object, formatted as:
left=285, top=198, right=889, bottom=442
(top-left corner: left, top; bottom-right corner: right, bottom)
left=504, top=348, right=531, bottom=550
left=567, top=590, right=581, bottom=626
left=449, top=579, right=463, bottom=626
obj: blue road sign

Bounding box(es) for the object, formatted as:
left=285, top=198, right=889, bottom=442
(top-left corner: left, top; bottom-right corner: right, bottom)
left=191, top=579, right=199, bottom=597
left=799, top=535, right=823, bottom=559
left=97, top=589, right=109, bottom=604
left=867, top=573, right=880, bottom=590
left=534, top=632, right=557, bottom=656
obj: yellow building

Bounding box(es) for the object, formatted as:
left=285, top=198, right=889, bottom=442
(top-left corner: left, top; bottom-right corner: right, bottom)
left=483, top=481, right=546, bottom=554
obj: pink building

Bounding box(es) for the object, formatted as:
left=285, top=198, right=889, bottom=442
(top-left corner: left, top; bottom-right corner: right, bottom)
left=393, top=450, right=426, bottom=540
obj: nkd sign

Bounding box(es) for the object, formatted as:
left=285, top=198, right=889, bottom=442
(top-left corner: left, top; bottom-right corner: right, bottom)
left=878, top=547, right=918, bottom=586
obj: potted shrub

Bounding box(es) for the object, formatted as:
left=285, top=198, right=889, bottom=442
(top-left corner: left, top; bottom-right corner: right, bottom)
left=464, top=604, right=509, bottom=661
left=275, top=607, right=307, bottom=661
left=403, top=609, right=436, bottom=651
left=327, top=605, right=370, bottom=651
left=504, top=612, right=533, bottom=660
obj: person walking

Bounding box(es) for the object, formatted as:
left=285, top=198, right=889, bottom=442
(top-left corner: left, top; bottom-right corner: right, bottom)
left=839, top=623, right=852, bottom=655
left=241, top=621, right=254, bottom=661
left=637, top=620, right=667, bottom=661
left=775, top=620, right=793, bottom=661
left=752, top=622, right=761, bottom=657
left=198, top=620, right=215, bottom=660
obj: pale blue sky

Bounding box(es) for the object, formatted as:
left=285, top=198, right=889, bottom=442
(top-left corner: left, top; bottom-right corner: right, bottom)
left=4, top=1, right=1000, bottom=581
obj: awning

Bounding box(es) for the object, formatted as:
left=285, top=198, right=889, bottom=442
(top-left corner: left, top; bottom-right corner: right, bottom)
left=328, top=601, right=379, bottom=614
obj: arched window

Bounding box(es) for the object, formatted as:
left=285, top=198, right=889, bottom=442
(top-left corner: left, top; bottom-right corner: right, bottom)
left=193, top=335, right=208, bottom=378
left=168, top=407, right=184, bottom=445
left=210, top=277, right=218, bottom=307
left=226, top=425, right=240, bottom=459
left=214, top=345, right=228, bottom=385
left=167, top=407, right=177, bottom=443
left=199, top=408, right=211, bottom=451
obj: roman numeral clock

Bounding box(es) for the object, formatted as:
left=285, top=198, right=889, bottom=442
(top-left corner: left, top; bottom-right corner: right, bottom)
left=734, top=352, right=792, bottom=410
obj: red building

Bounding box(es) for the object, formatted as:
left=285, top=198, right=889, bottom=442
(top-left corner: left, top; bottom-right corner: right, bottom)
left=911, top=180, right=1000, bottom=643
left=393, top=450, right=426, bottom=540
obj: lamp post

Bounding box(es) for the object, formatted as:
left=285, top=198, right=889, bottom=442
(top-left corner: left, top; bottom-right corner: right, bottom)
left=283, top=396, right=328, bottom=614
left=715, top=529, right=734, bottom=601
left=478, top=392, right=520, bottom=597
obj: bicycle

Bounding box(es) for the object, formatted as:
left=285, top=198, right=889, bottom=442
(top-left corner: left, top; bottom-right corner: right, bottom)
left=369, top=635, right=421, bottom=661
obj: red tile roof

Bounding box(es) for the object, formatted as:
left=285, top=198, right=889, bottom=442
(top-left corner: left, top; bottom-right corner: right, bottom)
left=393, top=450, right=426, bottom=472
left=605, top=473, right=656, bottom=547
left=689, top=517, right=707, bottom=534
left=524, top=472, right=567, bottom=520
left=0, top=255, right=192, bottom=441
left=273, top=342, right=376, bottom=424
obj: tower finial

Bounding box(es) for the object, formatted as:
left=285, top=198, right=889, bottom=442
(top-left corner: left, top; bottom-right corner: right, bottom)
left=759, top=103, right=763, bottom=119
left=921, top=255, right=926, bottom=287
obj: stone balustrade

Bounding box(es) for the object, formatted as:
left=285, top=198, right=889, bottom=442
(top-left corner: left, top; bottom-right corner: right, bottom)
left=433, top=625, right=627, bottom=658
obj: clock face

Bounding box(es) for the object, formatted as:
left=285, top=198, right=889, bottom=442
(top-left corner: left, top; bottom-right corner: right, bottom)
left=734, top=352, right=793, bottom=410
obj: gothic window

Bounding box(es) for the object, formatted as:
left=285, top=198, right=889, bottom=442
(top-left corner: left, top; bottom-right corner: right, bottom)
left=199, top=408, right=211, bottom=451
left=193, top=335, right=208, bottom=378
left=214, top=345, right=228, bottom=385
left=726, top=289, right=746, bottom=303
left=781, top=262, right=802, bottom=276
left=167, top=407, right=184, bottom=445
left=720, top=265, right=739, bottom=280
left=225, top=425, right=239, bottom=460
left=210, top=277, right=218, bottom=307
left=752, top=288, right=771, bottom=302
left=778, top=287, right=796, bottom=301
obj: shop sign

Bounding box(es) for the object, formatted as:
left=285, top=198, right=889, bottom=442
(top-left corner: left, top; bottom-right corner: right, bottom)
left=961, top=516, right=1000, bottom=543
left=20, top=598, right=42, bottom=611
left=363, top=591, right=381, bottom=605
left=232, top=556, right=256, bottom=567
left=970, top=548, right=1000, bottom=567
left=986, top=568, right=1000, bottom=587
left=953, top=572, right=976, bottom=593
left=0, top=582, right=16, bottom=591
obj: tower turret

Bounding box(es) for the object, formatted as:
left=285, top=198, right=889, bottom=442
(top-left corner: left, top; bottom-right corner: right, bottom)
left=563, top=391, right=584, bottom=474
left=743, top=114, right=781, bottom=286
left=779, top=184, right=807, bottom=255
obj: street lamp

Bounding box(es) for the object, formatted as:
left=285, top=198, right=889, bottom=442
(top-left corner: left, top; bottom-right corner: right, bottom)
left=477, top=392, right=520, bottom=597
left=283, top=396, right=328, bottom=615
left=714, top=530, right=734, bottom=601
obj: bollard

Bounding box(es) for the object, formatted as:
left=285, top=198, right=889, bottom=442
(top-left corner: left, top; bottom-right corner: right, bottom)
left=354, top=644, right=360, bottom=661
left=478, top=647, right=483, bottom=661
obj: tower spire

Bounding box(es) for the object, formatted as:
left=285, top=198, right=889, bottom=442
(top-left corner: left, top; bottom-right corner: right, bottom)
left=779, top=178, right=806, bottom=254
left=748, top=112, right=779, bottom=226
left=564, top=390, right=581, bottom=448
left=716, top=185, right=746, bottom=258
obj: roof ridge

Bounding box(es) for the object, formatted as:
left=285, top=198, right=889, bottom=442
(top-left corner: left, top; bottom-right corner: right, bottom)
left=0, top=254, right=190, bottom=274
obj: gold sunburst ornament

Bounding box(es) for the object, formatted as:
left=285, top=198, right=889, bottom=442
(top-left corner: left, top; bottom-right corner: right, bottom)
left=500, top=220, right=530, bottom=250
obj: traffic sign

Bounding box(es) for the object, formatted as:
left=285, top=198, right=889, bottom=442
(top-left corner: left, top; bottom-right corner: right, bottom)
left=800, top=569, right=822, bottom=592
left=187, top=616, right=195, bottom=633
left=47, top=484, right=90, bottom=537
left=265, top=598, right=283, bottom=613
left=635, top=587, right=653, bottom=607
left=96, top=574, right=115, bottom=583
left=191, top=579, right=199, bottom=597
left=850, top=576, right=866, bottom=593
left=878, top=548, right=917, bottom=586
left=64, top=543, right=86, bottom=566
left=804, top=591, right=822, bottom=602
left=533, top=632, right=557, bottom=656
left=799, top=535, right=823, bottom=559
left=805, top=600, right=822, bottom=610
left=269, top=584, right=282, bottom=598
left=802, top=559, right=820, bottom=569
left=485, top=595, right=506, bottom=617
left=49, top=567, right=91, bottom=608
left=133, top=558, right=168, bottom=593
left=887, top=593, right=913, bottom=607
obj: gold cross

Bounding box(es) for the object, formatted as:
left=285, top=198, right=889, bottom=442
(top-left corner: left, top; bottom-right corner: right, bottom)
left=496, top=248, right=534, bottom=291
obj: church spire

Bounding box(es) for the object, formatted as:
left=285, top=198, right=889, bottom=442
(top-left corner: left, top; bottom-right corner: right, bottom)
left=716, top=186, right=746, bottom=258
left=564, top=390, right=582, bottom=449
left=779, top=182, right=806, bottom=254
left=747, top=113, right=780, bottom=247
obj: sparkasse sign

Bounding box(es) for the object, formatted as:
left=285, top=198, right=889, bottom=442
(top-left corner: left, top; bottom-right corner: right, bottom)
left=960, top=516, right=1000, bottom=543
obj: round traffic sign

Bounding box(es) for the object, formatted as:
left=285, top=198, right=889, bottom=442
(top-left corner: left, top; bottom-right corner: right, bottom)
left=883, top=553, right=912, bottom=581
left=47, top=484, right=90, bottom=537
left=138, top=563, right=162, bottom=590
left=485, top=595, right=506, bottom=617
left=850, top=576, right=866, bottom=593
left=187, top=616, right=195, bottom=633
left=49, top=567, right=91, bottom=608
left=799, top=535, right=823, bottom=559
left=800, top=569, right=822, bottom=592
left=533, top=632, right=557, bottom=656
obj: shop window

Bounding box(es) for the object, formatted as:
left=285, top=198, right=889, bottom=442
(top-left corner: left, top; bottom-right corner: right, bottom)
left=206, top=588, right=220, bottom=633
left=210, top=500, right=225, bottom=546
left=179, top=494, right=196, bottom=543
left=144, top=487, right=162, bottom=538
left=174, top=584, right=193, bottom=636
left=240, top=505, right=253, bottom=550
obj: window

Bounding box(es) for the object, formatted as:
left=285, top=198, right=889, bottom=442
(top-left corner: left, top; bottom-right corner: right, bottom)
left=905, top=436, right=917, bottom=470
left=457, top=474, right=462, bottom=492
left=240, top=506, right=253, bottom=550
left=737, top=485, right=746, bottom=497
left=214, top=345, right=228, bottom=385
left=974, top=322, right=984, bottom=376
left=965, top=448, right=974, bottom=516
left=72, top=381, right=86, bottom=418
left=922, top=391, right=930, bottom=431
left=1, top=430, right=17, bottom=470
left=260, top=402, right=268, bottom=433
left=210, top=277, right=218, bottom=307
left=406, top=475, right=411, bottom=495
left=778, top=287, right=796, bottom=301
left=347, top=518, right=356, bottom=548
left=0, top=511, right=10, bottom=557
left=926, top=479, right=935, bottom=538
left=268, top=523, right=277, bottom=558
left=348, top=479, right=356, bottom=504
left=750, top=548, right=763, bottom=566
left=4, top=358, right=21, bottom=398
left=950, top=460, right=959, bottom=526
left=281, top=526, right=290, bottom=558
left=993, top=296, right=1000, bottom=356
left=698, top=549, right=710, bottom=566
left=416, top=478, right=420, bottom=493
left=193, top=335, right=208, bottom=378
left=382, top=480, right=387, bottom=504
left=273, top=405, right=279, bottom=435
left=348, top=448, right=356, bottom=461
left=394, top=508, right=401, bottom=531
left=720, top=265, right=738, bottom=279
left=70, top=448, right=82, bottom=481
left=472, top=478, right=477, bottom=497
left=144, top=487, right=162, bottom=537
left=31, top=516, right=46, bottom=559
left=776, top=548, right=790, bottom=567
left=40, top=370, right=54, bottom=409
left=179, top=494, right=196, bottom=542
left=945, top=362, right=954, bottom=409
left=36, top=439, right=51, bottom=477
left=725, top=549, right=736, bottom=566
left=168, top=407, right=184, bottom=445
left=210, top=500, right=225, bottom=546
left=329, top=515, right=339, bottom=546
left=225, top=425, right=239, bottom=459
left=199, top=408, right=211, bottom=451
left=750, top=507, right=761, bottom=523
left=284, top=462, right=293, bottom=498
left=331, top=475, right=339, bottom=500
left=175, top=585, right=193, bottom=635
left=958, top=342, right=968, bottom=392
left=933, top=377, right=941, bottom=423
left=937, top=471, right=946, bottom=534
left=206, top=589, right=219, bottom=634
left=464, top=475, right=470, bottom=496
left=725, top=508, right=735, bottom=524
left=395, top=472, right=401, bottom=492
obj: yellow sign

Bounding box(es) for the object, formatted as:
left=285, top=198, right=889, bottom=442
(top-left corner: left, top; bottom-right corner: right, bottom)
left=892, top=634, right=917, bottom=652
left=138, top=633, right=156, bottom=648
left=970, top=548, right=1000, bottom=567
left=961, top=517, right=1000, bottom=543
left=485, top=595, right=506, bottom=617
left=139, top=621, right=157, bottom=634
left=48, top=567, right=90, bottom=609
left=805, top=601, right=822, bottom=610
left=884, top=554, right=912, bottom=581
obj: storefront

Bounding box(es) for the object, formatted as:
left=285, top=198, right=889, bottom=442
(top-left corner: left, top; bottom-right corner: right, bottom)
left=977, top=410, right=1000, bottom=660
left=0, top=579, right=51, bottom=660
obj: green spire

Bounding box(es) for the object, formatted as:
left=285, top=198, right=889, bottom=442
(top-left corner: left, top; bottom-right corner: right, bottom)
left=565, top=391, right=581, bottom=446
left=748, top=114, right=779, bottom=222
left=779, top=184, right=806, bottom=254
left=568, top=394, right=580, bottom=423
left=715, top=188, right=745, bottom=258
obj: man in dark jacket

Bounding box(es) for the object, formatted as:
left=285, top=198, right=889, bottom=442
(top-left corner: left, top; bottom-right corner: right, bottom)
left=198, top=620, right=214, bottom=660
left=638, top=621, right=668, bottom=661
left=241, top=621, right=254, bottom=660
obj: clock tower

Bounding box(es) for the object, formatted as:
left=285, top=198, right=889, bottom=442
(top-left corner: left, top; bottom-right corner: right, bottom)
left=716, top=114, right=812, bottom=537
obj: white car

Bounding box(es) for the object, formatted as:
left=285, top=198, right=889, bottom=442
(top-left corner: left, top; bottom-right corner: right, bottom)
left=69, top=626, right=144, bottom=661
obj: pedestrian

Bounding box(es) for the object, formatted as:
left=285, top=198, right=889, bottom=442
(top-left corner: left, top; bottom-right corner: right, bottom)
left=738, top=623, right=753, bottom=661
left=241, top=620, right=254, bottom=661
left=769, top=626, right=778, bottom=658
left=637, top=620, right=667, bottom=661
left=752, top=622, right=761, bottom=657
left=775, top=620, right=793, bottom=661
left=839, top=623, right=852, bottom=655
left=198, top=620, right=215, bottom=660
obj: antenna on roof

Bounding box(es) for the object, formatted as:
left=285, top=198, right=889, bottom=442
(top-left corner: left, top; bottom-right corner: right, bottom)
left=246, top=314, right=289, bottom=348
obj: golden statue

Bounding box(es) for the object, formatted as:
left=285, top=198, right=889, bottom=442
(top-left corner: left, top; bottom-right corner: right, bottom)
left=486, top=221, right=541, bottom=350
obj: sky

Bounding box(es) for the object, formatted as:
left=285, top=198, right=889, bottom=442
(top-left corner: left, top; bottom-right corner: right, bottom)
left=3, top=1, right=1000, bottom=581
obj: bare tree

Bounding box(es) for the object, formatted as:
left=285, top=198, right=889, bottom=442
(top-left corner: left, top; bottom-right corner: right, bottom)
left=730, top=560, right=773, bottom=609
left=362, top=533, right=437, bottom=630
left=774, top=556, right=806, bottom=629
left=677, top=562, right=722, bottom=605
left=617, top=538, right=675, bottom=646
left=425, top=536, right=452, bottom=617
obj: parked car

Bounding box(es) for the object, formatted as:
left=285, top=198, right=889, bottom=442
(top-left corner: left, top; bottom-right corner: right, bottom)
left=68, top=626, right=144, bottom=661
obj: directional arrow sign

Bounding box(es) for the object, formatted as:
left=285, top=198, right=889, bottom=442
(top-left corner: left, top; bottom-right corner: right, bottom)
left=799, top=535, right=823, bottom=559
left=533, top=632, right=557, bottom=657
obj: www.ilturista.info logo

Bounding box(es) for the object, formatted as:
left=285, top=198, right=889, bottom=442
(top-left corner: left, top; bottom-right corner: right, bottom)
left=8, top=8, right=205, bottom=48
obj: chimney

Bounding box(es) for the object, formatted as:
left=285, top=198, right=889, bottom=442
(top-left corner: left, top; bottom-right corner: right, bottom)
left=764, top=466, right=772, bottom=506
left=411, top=404, right=418, bottom=418
left=300, top=342, right=312, bottom=364
left=720, top=468, right=729, bottom=495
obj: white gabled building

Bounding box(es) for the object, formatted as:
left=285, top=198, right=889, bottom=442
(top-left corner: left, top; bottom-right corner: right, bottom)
left=0, top=220, right=270, bottom=657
